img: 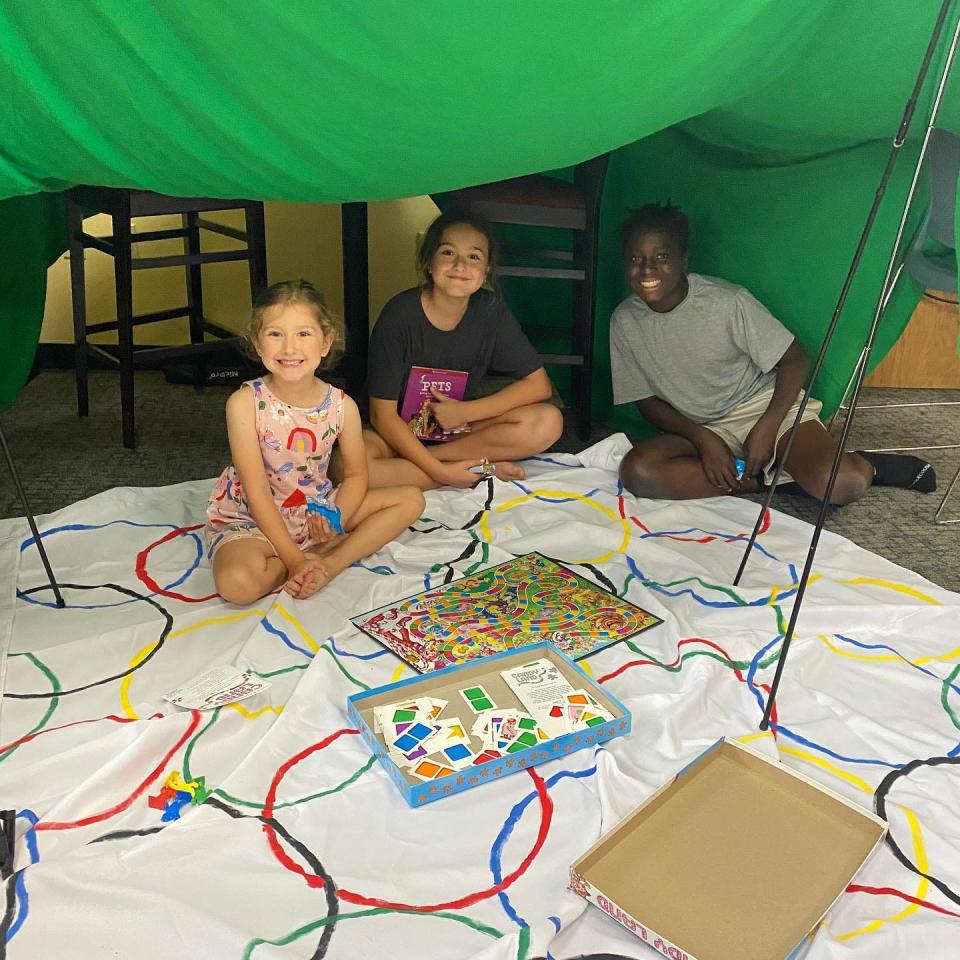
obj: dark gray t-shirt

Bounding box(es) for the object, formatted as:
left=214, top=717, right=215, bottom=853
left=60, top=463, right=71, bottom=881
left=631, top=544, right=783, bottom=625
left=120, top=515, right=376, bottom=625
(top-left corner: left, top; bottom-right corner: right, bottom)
left=367, top=287, right=543, bottom=405
left=609, top=273, right=794, bottom=423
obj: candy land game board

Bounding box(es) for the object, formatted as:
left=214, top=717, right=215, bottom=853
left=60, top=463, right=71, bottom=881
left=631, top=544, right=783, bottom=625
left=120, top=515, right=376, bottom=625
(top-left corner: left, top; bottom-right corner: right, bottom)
left=350, top=552, right=662, bottom=672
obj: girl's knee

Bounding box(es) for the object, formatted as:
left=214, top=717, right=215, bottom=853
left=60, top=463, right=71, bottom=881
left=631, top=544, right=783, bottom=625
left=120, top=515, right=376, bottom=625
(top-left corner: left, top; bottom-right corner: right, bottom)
left=797, top=456, right=871, bottom=505
left=546, top=404, right=565, bottom=443
left=215, top=564, right=268, bottom=606
left=831, top=457, right=872, bottom=505
left=402, top=485, right=426, bottom=519
left=376, top=485, right=425, bottom=523
left=619, top=446, right=662, bottom=498
left=529, top=403, right=564, bottom=447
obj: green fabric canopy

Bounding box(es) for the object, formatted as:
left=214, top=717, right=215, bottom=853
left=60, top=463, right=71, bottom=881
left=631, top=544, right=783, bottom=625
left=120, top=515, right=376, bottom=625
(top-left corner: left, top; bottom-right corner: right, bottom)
left=2, top=0, right=958, bottom=416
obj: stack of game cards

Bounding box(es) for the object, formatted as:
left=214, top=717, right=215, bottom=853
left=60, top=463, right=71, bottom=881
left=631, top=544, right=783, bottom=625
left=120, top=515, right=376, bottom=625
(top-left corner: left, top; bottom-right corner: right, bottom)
left=372, top=696, right=477, bottom=781
left=371, top=691, right=554, bottom=781
left=370, top=659, right=616, bottom=785
left=470, top=707, right=550, bottom=757
left=500, top=657, right=615, bottom=736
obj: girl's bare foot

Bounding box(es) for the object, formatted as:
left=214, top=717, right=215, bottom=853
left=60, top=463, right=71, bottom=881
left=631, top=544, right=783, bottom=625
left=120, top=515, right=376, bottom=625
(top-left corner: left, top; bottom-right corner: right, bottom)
left=303, top=546, right=358, bottom=596
left=297, top=560, right=331, bottom=599
left=491, top=461, right=525, bottom=481
left=287, top=555, right=332, bottom=600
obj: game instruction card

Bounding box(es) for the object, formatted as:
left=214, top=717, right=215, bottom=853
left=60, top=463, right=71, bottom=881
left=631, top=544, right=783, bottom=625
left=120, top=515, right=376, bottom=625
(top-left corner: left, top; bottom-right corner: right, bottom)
left=503, top=657, right=613, bottom=736
left=164, top=665, right=271, bottom=710
left=502, top=656, right=574, bottom=711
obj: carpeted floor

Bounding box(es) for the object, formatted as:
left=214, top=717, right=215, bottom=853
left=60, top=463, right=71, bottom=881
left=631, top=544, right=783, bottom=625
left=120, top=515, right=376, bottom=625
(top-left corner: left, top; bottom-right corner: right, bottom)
left=2, top=370, right=958, bottom=589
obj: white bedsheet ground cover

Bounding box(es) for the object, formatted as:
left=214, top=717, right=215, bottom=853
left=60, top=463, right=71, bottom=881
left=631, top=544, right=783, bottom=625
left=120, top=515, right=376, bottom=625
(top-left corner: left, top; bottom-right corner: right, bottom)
left=0, top=435, right=957, bottom=959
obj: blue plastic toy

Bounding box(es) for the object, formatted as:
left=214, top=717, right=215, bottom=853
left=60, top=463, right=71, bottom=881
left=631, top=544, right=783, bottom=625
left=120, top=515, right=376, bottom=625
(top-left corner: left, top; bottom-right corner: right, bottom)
left=734, top=458, right=746, bottom=481
left=306, top=496, right=344, bottom=534
left=161, top=790, right=194, bottom=822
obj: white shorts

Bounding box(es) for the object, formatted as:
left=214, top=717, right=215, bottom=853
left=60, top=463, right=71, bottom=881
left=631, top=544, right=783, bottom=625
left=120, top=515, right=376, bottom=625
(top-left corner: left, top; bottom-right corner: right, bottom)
left=704, top=388, right=824, bottom=485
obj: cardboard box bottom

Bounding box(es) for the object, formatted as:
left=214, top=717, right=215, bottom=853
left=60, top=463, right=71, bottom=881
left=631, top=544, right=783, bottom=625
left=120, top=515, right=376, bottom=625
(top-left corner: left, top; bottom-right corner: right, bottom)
left=571, top=740, right=886, bottom=960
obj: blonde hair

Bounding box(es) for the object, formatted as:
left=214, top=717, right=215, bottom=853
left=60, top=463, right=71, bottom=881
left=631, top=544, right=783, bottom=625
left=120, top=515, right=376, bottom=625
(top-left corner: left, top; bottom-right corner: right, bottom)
left=246, top=280, right=342, bottom=369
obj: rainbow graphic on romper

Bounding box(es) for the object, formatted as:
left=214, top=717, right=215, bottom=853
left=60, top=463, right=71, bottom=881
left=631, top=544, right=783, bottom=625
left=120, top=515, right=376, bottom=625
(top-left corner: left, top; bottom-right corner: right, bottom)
left=287, top=427, right=317, bottom=453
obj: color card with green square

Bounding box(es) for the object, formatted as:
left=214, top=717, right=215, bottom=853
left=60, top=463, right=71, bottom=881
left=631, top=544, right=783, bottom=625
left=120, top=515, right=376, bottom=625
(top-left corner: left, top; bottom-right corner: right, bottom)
left=459, top=685, right=496, bottom=713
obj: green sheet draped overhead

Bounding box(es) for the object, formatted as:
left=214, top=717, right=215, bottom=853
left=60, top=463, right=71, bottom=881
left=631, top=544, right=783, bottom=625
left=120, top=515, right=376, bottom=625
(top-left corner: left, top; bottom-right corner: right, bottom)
left=0, top=0, right=958, bottom=417
left=0, top=193, right=63, bottom=409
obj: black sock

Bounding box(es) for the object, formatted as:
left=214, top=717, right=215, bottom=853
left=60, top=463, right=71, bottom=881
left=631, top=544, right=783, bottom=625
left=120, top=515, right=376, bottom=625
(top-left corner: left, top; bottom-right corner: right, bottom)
left=856, top=451, right=937, bottom=493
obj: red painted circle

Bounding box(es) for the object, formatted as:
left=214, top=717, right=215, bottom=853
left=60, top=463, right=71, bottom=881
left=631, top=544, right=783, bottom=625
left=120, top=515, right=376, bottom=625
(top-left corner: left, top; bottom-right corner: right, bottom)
left=136, top=524, right=218, bottom=602
left=260, top=729, right=555, bottom=912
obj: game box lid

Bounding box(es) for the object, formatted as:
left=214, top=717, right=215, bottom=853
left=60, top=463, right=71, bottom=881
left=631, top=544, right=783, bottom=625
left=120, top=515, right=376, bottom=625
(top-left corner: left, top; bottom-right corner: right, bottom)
left=569, top=737, right=887, bottom=960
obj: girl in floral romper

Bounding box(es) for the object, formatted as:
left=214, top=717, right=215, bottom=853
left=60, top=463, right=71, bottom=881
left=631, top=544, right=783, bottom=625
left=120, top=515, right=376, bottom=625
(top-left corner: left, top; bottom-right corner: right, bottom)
left=206, top=280, right=424, bottom=604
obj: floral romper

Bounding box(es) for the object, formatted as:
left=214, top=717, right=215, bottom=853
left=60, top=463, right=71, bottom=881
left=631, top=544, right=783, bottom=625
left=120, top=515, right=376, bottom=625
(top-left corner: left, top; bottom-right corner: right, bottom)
left=205, top=378, right=344, bottom=558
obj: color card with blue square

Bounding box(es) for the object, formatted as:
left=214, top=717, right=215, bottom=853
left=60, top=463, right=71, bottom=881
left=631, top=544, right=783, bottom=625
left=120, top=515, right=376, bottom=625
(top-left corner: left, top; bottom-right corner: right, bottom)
left=442, top=743, right=471, bottom=763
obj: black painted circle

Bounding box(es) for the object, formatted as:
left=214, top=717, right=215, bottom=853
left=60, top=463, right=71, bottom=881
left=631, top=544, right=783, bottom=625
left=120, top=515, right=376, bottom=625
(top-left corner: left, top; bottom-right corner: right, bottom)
left=874, top=754, right=960, bottom=906
left=6, top=582, right=173, bottom=699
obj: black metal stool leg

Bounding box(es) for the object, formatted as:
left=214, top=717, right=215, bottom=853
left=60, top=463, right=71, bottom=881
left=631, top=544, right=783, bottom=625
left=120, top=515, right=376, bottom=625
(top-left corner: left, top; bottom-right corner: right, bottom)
left=184, top=211, right=206, bottom=392
left=341, top=202, right=370, bottom=397
left=571, top=230, right=594, bottom=441
left=245, top=202, right=268, bottom=297
left=183, top=211, right=205, bottom=345
left=113, top=196, right=136, bottom=449
left=0, top=422, right=65, bottom=608
left=67, top=197, right=89, bottom=418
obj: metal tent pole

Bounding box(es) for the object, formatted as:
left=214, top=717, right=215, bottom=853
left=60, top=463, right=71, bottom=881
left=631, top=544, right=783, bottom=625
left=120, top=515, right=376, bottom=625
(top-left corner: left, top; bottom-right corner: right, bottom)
left=757, top=7, right=960, bottom=731
left=0, top=422, right=65, bottom=609
left=733, top=0, right=957, bottom=590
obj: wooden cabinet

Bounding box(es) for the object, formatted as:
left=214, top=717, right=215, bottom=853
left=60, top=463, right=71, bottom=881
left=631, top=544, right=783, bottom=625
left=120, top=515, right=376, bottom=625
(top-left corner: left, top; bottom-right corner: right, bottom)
left=866, top=290, right=960, bottom=388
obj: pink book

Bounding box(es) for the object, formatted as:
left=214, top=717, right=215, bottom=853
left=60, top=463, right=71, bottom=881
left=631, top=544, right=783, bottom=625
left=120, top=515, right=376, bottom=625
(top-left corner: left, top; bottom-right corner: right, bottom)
left=399, top=366, right=469, bottom=442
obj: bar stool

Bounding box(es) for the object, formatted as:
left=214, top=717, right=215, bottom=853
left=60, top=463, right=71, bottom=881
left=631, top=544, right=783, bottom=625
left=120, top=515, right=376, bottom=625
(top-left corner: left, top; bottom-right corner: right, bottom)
left=436, top=153, right=610, bottom=440
left=66, top=187, right=268, bottom=448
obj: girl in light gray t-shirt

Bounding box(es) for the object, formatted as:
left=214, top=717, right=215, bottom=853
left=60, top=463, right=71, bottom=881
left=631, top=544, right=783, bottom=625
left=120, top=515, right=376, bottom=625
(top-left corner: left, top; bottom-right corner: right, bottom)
left=610, top=203, right=934, bottom=503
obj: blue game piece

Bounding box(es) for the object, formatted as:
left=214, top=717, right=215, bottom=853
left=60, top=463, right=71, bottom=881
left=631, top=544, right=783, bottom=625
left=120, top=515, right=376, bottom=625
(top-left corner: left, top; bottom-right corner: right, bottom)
left=734, top=458, right=746, bottom=481
left=443, top=743, right=471, bottom=762
left=306, top=496, right=344, bottom=533
left=407, top=722, right=432, bottom=740
left=161, top=790, right=193, bottom=822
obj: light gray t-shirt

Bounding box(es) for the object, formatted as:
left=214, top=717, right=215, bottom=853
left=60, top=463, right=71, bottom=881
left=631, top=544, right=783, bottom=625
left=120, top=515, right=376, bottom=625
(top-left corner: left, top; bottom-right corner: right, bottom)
left=609, top=273, right=794, bottom=423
